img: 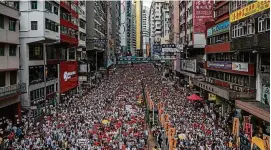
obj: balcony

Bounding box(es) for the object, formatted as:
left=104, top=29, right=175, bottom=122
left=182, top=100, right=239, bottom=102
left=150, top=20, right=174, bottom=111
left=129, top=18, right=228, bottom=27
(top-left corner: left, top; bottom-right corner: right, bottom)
left=60, top=34, right=78, bottom=45
left=0, top=2, right=19, bottom=19
left=60, top=18, right=78, bottom=30
left=0, top=28, right=19, bottom=44
left=60, top=1, right=71, bottom=12
left=192, top=79, right=256, bottom=100
left=0, top=83, right=26, bottom=101
left=231, top=32, right=270, bottom=52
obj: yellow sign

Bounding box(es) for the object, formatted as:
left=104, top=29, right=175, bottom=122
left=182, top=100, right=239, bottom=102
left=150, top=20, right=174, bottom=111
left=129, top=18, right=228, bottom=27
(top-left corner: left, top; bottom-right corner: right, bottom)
left=230, top=0, right=270, bottom=22
left=232, top=117, right=240, bottom=136
left=208, top=93, right=216, bottom=101
left=263, top=135, right=270, bottom=150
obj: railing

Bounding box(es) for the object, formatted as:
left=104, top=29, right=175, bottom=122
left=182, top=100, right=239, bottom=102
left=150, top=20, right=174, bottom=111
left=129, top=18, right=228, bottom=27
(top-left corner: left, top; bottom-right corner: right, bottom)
left=0, top=83, right=26, bottom=99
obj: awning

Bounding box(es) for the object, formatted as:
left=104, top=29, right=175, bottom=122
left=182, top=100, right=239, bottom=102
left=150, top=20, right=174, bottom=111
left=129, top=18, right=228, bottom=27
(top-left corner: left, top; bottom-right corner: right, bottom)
left=235, top=100, right=270, bottom=122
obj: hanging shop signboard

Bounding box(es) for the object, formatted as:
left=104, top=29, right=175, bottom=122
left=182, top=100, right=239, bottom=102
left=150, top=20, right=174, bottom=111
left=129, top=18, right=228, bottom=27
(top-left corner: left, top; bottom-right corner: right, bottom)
left=263, top=134, right=270, bottom=150
left=86, top=39, right=108, bottom=43
left=181, top=59, right=198, bottom=73
left=232, top=117, right=240, bottom=137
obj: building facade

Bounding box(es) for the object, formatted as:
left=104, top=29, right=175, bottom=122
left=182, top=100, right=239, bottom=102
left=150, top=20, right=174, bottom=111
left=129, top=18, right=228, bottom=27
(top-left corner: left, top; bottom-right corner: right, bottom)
left=142, top=6, right=150, bottom=57
left=77, top=0, right=86, bottom=60
left=134, top=0, right=143, bottom=57
left=86, top=1, right=108, bottom=70
left=0, top=1, right=25, bottom=122
left=19, top=1, right=79, bottom=118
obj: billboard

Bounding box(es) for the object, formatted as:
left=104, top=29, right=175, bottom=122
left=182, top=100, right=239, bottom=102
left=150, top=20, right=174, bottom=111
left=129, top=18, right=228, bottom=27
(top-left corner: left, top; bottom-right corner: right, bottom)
left=181, top=59, right=198, bottom=73
left=230, top=0, right=270, bottom=23
left=207, top=20, right=230, bottom=37
left=193, top=0, right=214, bottom=33
left=60, top=61, right=78, bottom=93
left=232, top=62, right=248, bottom=72
left=207, top=61, right=232, bottom=70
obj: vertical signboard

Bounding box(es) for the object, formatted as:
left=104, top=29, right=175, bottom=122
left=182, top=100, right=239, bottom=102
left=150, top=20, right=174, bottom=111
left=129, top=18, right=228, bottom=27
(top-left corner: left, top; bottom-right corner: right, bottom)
left=262, top=84, right=270, bottom=106
left=60, top=61, right=78, bottom=93
left=193, top=0, right=214, bottom=33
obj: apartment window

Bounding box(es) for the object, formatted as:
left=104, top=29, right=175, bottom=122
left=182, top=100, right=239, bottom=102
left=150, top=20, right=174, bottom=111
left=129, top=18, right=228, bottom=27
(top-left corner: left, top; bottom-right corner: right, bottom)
left=69, top=48, right=75, bottom=59
left=46, top=85, right=55, bottom=95
left=266, top=17, right=270, bottom=31
left=46, top=64, right=57, bottom=81
left=59, top=49, right=66, bottom=60
left=31, top=21, right=38, bottom=30
left=29, top=44, right=43, bottom=60
left=0, top=72, right=5, bottom=87
left=9, top=19, right=16, bottom=31
left=46, top=47, right=56, bottom=59
left=53, top=6, right=58, bottom=15
left=247, top=20, right=255, bottom=35
left=9, top=45, right=16, bottom=56
left=29, top=66, right=44, bottom=85
left=30, top=88, right=44, bottom=100
left=0, top=15, right=3, bottom=29
left=258, top=17, right=265, bottom=32
left=0, top=44, right=4, bottom=56
left=60, top=26, right=68, bottom=35
left=10, top=71, right=17, bottom=85
left=239, top=23, right=247, bottom=36
left=31, top=1, right=37, bottom=9
left=45, top=1, right=52, bottom=12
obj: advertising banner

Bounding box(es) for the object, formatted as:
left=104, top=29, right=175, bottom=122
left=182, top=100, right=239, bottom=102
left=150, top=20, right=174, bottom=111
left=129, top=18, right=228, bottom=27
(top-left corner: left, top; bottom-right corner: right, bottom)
left=181, top=59, right=198, bottom=73
left=232, top=62, right=249, bottom=72
left=193, top=0, right=214, bottom=33
left=207, top=20, right=230, bottom=37
left=207, top=61, right=232, bottom=70
left=60, top=61, right=78, bottom=93
left=244, top=123, right=253, bottom=139
left=230, top=0, right=270, bottom=22
left=263, top=134, right=270, bottom=150
left=261, top=84, right=270, bottom=106
left=232, top=117, right=240, bottom=136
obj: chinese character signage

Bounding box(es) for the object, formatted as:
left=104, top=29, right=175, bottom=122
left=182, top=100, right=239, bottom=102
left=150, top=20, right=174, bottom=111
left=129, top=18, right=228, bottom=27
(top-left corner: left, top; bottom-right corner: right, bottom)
left=207, top=61, right=232, bottom=70
left=207, top=20, right=230, bottom=37
left=86, top=39, right=108, bottom=43
left=193, top=0, right=214, bottom=33
left=230, top=0, right=270, bottom=23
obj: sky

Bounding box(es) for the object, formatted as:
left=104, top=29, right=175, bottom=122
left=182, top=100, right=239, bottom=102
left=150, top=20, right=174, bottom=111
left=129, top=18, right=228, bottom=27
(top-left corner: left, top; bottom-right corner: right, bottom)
left=143, top=0, right=152, bottom=8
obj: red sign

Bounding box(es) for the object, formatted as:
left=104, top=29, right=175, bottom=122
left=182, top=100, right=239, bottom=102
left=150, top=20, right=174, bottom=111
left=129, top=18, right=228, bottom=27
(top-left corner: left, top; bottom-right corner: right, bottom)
left=60, top=61, right=78, bottom=93
left=193, top=0, right=214, bottom=33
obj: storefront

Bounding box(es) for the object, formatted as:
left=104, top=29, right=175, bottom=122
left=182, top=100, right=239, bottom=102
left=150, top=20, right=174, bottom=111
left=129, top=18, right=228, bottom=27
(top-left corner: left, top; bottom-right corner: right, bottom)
left=59, top=61, right=78, bottom=103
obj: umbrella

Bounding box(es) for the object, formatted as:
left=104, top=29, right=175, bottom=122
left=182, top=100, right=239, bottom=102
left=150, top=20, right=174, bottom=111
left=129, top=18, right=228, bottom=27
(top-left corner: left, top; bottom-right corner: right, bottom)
left=178, top=134, right=187, bottom=140
left=187, top=94, right=203, bottom=101
left=102, top=120, right=110, bottom=125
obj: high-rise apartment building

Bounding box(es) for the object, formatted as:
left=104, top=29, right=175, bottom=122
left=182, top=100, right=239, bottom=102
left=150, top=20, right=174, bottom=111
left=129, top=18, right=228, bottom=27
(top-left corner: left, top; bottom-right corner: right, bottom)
left=134, top=0, right=143, bottom=57
left=142, top=6, right=150, bottom=57
left=86, top=1, right=108, bottom=70
left=0, top=1, right=25, bottom=121
left=19, top=1, right=79, bottom=119
left=119, top=0, right=133, bottom=56
left=77, top=1, right=87, bottom=60
left=111, top=1, right=121, bottom=60
left=169, top=1, right=180, bottom=44
left=132, top=3, right=136, bottom=55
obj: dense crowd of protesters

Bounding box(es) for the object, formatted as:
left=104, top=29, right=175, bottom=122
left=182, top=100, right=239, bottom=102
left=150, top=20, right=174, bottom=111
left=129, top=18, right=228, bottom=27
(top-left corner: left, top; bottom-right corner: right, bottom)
left=0, top=64, right=155, bottom=150
left=0, top=63, right=237, bottom=150
left=149, top=65, right=235, bottom=149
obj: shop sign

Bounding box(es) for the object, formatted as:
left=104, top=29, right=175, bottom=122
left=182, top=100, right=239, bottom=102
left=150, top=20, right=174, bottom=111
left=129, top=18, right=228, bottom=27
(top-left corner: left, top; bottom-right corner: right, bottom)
left=208, top=93, right=216, bottom=101
left=207, top=20, right=230, bottom=37
left=181, top=59, right=198, bottom=73
left=207, top=61, right=232, bottom=70
left=232, top=117, right=240, bottom=137
left=244, top=123, right=253, bottom=139
left=193, top=0, right=214, bottom=33
left=232, top=62, right=248, bottom=72
left=60, top=61, right=78, bottom=93
left=261, top=84, right=270, bottom=106
left=230, top=0, right=270, bottom=22
left=263, top=134, right=270, bottom=150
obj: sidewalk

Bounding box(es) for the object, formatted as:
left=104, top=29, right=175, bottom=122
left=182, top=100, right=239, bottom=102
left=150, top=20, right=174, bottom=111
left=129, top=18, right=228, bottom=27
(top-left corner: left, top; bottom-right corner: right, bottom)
left=146, top=132, right=157, bottom=150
